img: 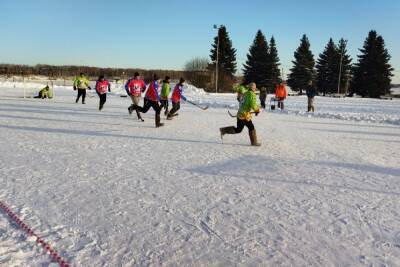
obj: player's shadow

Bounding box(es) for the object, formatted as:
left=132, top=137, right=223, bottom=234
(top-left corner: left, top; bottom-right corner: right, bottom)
left=0, top=96, right=131, bottom=109
left=344, top=137, right=400, bottom=144
left=280, top=118, right=400, bottom=130
left=188, top=155, right=400, bottom=196
left=302, top=127, right=400, bottom=138
left=0, top=124, right=223, bottom=146
left=313, top=161, right=400, bottom=177
left=0, top=103, right=125, bottom=119
left=0, top=113, right=148, bottom=128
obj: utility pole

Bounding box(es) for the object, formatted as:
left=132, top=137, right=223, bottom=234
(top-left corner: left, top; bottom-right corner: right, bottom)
left=213, top=24, right=220, bottom=94
left=337, top=40, right=347, bottom=95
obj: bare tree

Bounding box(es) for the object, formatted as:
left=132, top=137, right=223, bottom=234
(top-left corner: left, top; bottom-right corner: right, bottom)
left=184, top=57, right=212, bottom=90
left=184, top=57, right=210, bottom=72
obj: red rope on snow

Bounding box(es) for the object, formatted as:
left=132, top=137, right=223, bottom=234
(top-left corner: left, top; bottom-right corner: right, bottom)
left=0, top=201, right=70, bottom=267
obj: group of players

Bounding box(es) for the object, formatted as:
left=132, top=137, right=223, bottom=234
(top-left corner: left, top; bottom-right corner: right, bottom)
left=73, top=72, right=186, bottom=128
left=72, top=72, right=263, bottom=146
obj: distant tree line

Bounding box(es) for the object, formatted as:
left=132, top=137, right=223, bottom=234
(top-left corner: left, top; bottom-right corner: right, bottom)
left=0, top=64, right=187, bottom=83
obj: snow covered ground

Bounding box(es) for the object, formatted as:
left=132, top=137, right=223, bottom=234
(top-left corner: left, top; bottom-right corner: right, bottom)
left=1, top=83, right=400, bottom=266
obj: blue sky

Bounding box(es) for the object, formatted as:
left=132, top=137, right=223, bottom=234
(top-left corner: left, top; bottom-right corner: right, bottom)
left=1, top=0, right=399, bottom=82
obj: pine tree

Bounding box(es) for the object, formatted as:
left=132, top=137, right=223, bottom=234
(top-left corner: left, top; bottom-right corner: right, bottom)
left=268, top=36, right=281, bottom=90
left=316, top=38, right=339, bottom=95
left=210, top=25, right=237, bottom=91
left=287, top=34, right=315, bottom=94
left=242, top=30, right=269, bottom=88
left=337, top=38, right=352, bottom=94
left=351, top=31, right=393, bottom=98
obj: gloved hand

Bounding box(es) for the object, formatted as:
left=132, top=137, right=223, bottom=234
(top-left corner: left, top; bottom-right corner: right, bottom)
left=255, top=111, right=260, bottom=116
left=73, top=86, right=77, bottom=91
left=88, top=86, right=92, bottom=90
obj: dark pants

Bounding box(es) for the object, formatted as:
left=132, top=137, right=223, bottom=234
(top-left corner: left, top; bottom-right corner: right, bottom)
left=136, top=99, right=161, bottom=114
left=169, top=102, right=180, bottom=115
left=307, top=97, right=314, bottom=112
left=129, top=95, right=143, bottom=120
left=160, top=99, right=169, bottom=115
left=260, top=98, right=266, bottom=109
left=76, top=89, right=86, bottom=103
left=277, top=98, right=284, bottom=110
left=98, top=93, right=107, bottom=110
left=134, top=99, right=163, bottom=127
left=235, top=118, right=255, bottom=133
left=34, top=94, right=47, bottom=99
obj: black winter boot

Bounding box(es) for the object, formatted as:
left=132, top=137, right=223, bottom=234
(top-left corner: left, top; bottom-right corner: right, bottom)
left=156, top=114, right=164, bottom=128
left=136, top=111, right=144, bottom=122
left=166, top=112, right=173, bottom=120
left=219, top=126, right=236, bottom=139
left=166, top=112, right=178, bottom=120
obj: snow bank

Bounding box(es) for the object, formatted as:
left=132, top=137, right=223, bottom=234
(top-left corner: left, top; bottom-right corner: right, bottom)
left=282, top=95, right=400, bottom=126
left=183, top=84, right=400, bottom=126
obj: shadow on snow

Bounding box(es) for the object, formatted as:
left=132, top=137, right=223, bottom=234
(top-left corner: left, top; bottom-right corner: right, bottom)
left=188, top=155, right=400, bottom=197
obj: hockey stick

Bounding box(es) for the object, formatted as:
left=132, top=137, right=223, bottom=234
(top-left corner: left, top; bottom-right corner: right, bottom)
left=185, top=100, right=209, bottom=110
left=227, top=110, right=257, bottom=118
left=228, top=110, right=237, bottom=117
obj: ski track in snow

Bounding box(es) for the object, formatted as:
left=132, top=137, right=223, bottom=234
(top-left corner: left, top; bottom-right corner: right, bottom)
left=0, top=85, right=400, bottom=266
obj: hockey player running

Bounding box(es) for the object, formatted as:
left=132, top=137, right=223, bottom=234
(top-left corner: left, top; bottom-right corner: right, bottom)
left=166, top=78, right=186, bottom=120
left=126, top=72, right=146, bottom=121
left=95, top=75, right=111, bottom=110
left=130, top=74, right=164, bottom=128
left=73, top=72, right=91, bottom=104
left=220, top=82, right=261, bottom=146
left=159, top=76, right=171, bottom=116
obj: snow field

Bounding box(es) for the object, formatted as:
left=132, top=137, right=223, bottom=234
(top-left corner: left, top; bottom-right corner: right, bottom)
left=0, top=84, right=399, bottom=266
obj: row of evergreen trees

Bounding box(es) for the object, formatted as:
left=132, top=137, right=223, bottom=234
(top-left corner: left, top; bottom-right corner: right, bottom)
left=209, top=27, right=281, bottom=92
left=242, top=30, right=281, bottom=90
left=287, top=35, right=352, bottom=95
left=209, top=26, right=394, bottom=98
left=316, top=38, right=352, bottom=96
